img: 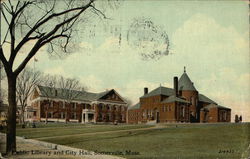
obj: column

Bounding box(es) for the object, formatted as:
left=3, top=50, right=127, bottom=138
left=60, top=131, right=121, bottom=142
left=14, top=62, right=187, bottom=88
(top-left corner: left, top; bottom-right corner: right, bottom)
left=81, top=110, right=84, bottom=123
left=86, top=112, right=88, bottom=123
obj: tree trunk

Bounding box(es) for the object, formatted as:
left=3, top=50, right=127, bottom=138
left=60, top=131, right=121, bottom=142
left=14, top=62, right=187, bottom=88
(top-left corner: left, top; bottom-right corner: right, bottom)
left=6, top=75, right=17, bottom=154
left=21, top=107, right=25, bottom=124
left=45, top=104, right=48, bottom=124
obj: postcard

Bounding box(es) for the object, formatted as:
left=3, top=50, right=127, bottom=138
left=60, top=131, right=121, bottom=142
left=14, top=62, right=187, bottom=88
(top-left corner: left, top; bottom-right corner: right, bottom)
left=0, top=0, right=249, bottom=159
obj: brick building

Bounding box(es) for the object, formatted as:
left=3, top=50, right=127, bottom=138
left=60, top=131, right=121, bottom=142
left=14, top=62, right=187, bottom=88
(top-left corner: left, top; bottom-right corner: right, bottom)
left=128, top=68, right=231, bottom=124
left=27, top=85, right=128, bottom=123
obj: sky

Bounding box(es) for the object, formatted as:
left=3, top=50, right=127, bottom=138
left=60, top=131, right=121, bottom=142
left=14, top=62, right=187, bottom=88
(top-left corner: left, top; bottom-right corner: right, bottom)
left=1, top=0, right=249, bottom=121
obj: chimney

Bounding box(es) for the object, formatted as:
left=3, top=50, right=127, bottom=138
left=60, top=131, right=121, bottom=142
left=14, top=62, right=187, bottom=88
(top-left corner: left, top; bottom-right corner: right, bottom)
left=174, top=76, right=178, bottom=96
left=144, top=87, right=148, bottom=95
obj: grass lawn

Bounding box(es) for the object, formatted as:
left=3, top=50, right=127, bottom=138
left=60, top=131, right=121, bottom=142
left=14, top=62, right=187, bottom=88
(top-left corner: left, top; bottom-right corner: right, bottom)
left=40, top=123, right=250, bottom=159
left=1, top=123, right=249, bottom=159
left=15, top=123, right=153, bottom=139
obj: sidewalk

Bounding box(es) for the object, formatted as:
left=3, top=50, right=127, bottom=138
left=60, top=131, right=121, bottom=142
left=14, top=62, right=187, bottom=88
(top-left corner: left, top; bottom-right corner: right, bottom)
left=0, top=133, right=123, bottom=159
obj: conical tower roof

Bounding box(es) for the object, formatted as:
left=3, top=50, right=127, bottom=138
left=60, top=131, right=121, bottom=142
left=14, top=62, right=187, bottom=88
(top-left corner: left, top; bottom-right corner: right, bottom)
left=178, top=67, right=197, bottom=91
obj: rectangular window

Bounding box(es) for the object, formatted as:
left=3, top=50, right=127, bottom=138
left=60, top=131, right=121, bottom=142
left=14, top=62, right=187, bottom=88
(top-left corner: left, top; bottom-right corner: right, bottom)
left=71, top=112, right=77, bottom=119
left=48, top=112, right=53, bottom=118
left=49, top=101, right=53, bottom=108
left=74, top=112, right=77, bottom=119
left=61, top=112, right=66, bottom=119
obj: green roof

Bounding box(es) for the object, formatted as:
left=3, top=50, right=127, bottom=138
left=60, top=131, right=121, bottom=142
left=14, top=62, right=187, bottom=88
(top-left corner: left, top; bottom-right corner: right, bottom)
left=178, top=72, right=197, bottom=91
left=201, top=104, right=231, bottom=110
left=140, top=85, right=216, bottom=105
left=140, top=86, right=174, bottom=98
left=37, top=85, right=109, bottom=102
left=162, top=95, right=190, bottom=104
left=199, top=94, right=217, bottom=104
left=128, top=103, right=141, bottom=110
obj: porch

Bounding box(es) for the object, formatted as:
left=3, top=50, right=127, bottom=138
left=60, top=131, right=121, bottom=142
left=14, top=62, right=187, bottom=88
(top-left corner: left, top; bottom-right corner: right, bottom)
left=82, top=109, right=95, bottom=123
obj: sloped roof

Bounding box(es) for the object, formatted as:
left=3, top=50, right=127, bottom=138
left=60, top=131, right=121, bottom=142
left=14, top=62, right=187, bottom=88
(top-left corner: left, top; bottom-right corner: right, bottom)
left=162, top=95, right=190, bottom=104
left=140, top=86, right=174, bottom=98
left=178, top=72, right=197, bottom=91
left=128, top=103, right=141, bottom=110
left=140, top=85, right=216, bottom=105
left=199, top=94, right=217, bottom=104
left=37, top=85, right=110, bottom=102
left=201, top=104, right=231, bottom=110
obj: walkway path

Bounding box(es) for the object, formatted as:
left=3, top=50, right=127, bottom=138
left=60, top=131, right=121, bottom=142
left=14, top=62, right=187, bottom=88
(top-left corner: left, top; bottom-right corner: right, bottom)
left=0, top=125, right=166, bottom=159
left=35, top=124, right=165, bottom=140
left=0, top=133, right=123, bottom=159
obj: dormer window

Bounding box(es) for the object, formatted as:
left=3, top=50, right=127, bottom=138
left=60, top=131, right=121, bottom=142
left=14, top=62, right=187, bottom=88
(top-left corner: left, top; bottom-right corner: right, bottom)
left=55, top=90, right=58, bottom=96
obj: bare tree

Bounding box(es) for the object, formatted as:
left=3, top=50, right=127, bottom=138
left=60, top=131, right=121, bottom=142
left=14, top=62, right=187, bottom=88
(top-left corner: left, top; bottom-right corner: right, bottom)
left=57, top=75, right=83, bottom=122
left=39, top=74, right=83, bottom=123
left=39, top=74, right=57, bottom=124
left=0, top=0, right=110, bottom=154
left=16, top=67, right=41, bottom=125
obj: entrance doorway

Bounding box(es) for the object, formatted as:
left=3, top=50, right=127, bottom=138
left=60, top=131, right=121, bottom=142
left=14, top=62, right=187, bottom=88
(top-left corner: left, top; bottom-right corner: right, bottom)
left=156, top=112, right=160, bottom=123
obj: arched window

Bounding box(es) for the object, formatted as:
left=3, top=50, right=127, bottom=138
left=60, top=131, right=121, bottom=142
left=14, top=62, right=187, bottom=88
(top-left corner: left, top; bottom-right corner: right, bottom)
left=191, top=96, right=196, bottom=106
left=99, top=104, right=103, bottom=110
left=180, top=107, right=185, bottom=117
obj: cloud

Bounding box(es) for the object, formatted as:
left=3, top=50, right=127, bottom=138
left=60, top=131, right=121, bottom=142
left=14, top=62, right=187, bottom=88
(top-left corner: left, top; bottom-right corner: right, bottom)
left=172, top=13, right=249, bottom=70
left=172, top=13, right=249, bottom=121
left=43, top=66, right=68, bottom=77
left=80, top=75, right=104, bottom=93
left=118, top=79, right=172, bottom=105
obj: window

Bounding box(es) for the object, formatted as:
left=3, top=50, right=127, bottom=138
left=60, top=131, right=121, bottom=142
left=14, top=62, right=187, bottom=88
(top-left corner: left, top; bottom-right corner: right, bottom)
left=99, top=105, right=102, bottom=110
left=49, top=101, right=53, bottom=108
left=180, top=107, right=185, bottom=117
left=48, top=112, right=53, bottom=118
left=163, top=106, right=166, bottom=112
left=182, top=107, right=185, bottom=117
left=71, top=112, right=77, bottom=119
left=98, top=113, right=103, bottom=120
left=61, top=112, right=66, bottom=119
left=168, top=106, right=171, bottom=111
left=222, top=111, right=227, bottom=121
left=62, top=102, right=65, bottom=109
left=73, top=103, right=77, bottom=109
left=143, top=110, right=146, bottom=118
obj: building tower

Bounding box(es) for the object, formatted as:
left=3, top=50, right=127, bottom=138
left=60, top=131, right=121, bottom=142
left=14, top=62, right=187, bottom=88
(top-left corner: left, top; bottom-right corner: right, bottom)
left=178, top=67, right=199, bottom=122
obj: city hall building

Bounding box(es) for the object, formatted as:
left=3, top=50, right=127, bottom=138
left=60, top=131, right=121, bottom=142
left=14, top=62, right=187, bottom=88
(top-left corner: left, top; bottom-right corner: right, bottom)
left=27, top=85, right=128, bottom=123
left=128, top=68, right=231, bottom=124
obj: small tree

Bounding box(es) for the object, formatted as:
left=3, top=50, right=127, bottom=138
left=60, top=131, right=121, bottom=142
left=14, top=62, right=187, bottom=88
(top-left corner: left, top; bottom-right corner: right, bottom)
left=16, top=67, right=41, bottom=125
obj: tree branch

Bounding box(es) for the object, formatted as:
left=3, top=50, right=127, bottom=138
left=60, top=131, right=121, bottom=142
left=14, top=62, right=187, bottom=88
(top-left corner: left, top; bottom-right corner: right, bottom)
left=12, top=0, right=95, bottom=69
left=0, top=46, right=11, bottom=74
